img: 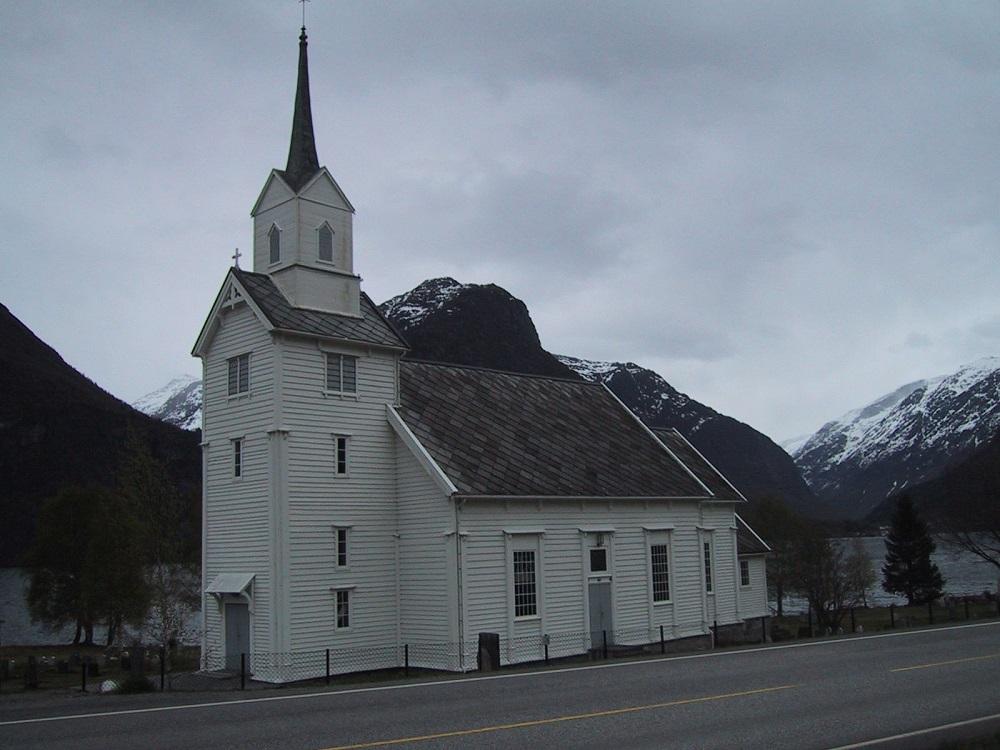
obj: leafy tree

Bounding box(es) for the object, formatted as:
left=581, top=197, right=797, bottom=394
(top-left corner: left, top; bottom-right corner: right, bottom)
left=843, top=538, right=876, bottom=608
left=117, top=427, right=200, bottom=648
left=25, top=485, right=149, bottom=645
left=789, top=525, right=869, bottom=632
left=744, top=496, right=804, bottom=616
left=882, top=495, right=945, bottom=605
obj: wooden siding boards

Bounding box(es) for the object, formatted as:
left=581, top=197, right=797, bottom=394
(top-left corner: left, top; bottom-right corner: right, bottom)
left=201, top=301, right=276, bottom=662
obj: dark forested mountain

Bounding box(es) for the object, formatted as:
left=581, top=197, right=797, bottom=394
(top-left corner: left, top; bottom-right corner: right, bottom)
left=379, top=278, right=817, bottom=514
left=0, top=303, right=201, bottom=566
left=789, top=358, right=1000, bottom=519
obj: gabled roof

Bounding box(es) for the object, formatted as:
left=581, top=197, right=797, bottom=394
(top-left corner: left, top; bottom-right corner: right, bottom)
left=232, top=268, right=407, bottom=349
left=651, top=428, right=747, bottom=503
left=396, top=361, right=712, bottom=499
left=736, top=515, right=771, bottom=555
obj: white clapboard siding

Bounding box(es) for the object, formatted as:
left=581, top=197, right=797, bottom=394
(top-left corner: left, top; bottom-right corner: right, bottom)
left=279, top=337, right=402, bottom=650
left=253, top=193, right=298, bottom=272
left=456, top=500, right=744, bottom=653
left=395, top=438, right=456, bottom=647
left=738, top=556, right=769, bottom=618
left=202, top=301, right=276, bottom=654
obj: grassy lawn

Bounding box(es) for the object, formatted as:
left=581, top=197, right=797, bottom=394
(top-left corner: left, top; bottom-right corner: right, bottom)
left=772, top=600, right=1000, bottom=639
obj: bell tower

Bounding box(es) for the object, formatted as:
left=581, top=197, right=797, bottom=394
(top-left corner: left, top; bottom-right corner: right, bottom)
left=250, top=28, right=361, bottom=317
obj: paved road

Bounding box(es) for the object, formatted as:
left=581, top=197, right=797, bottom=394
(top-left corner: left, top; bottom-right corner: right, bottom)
left=3, top=622, right=999, bottom=749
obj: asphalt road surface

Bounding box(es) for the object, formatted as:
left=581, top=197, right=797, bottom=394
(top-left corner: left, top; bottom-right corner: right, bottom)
left=2, top=621, right=999, bottom=749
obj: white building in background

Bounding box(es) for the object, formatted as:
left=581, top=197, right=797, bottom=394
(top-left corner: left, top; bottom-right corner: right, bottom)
left=193, top=28, right=770, bottom=682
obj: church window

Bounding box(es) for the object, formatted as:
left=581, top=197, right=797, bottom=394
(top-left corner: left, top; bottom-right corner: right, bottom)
left=650, top=543, right=670, bottom=602
left=335, top=590, right=350, bottom=629
left=326, top=353, right=358, bottom=394
left=268, top=224, right=281, bottom=264
left=334, top=435, right=349, bottom=475
left=233, top=438, right=243, bottom=478
left=740, top=559, right=751, bottom=587
left=703, top=539, right=714, bottom=594
left=334, top=527, right=349, bottom=567
left=513, top=550, right=537, bottom=618
left=227, top=353, right=250, bottom=396
left=318, top=223, right=334, bottom=262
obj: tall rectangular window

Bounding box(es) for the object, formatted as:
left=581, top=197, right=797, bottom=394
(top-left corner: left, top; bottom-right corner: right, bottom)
left=336, top=590, right=350, bottom=629
left=740, top=559, right=750, bottom=587
left=227, top=353, right=250, bottom=396
left=703, top=540, right=714, bottom=594
left=326, top=354, right=358, bottom=394
left=651, top=544, right=670, bottom=602
left=336, top=527, right=348, bottom=568
left=513, top=550, right=537, bottom=618
left=233, top=439, right=243, bottom=478
left=334, top=436, right=349, bottom=475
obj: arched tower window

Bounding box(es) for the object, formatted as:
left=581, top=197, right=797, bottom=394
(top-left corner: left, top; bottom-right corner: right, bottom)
left=268, top=224, right=281, bottom=264
left=318, top=223, right=334, bottom=263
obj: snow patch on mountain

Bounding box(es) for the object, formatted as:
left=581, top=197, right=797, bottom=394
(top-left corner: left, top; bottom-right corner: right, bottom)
left=133, top=374, right=203, bottom=431
left=379, top=277, right=468, bottom=329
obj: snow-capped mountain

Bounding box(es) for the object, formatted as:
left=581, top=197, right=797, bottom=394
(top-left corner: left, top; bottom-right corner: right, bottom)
left=380, top=277, right=468, bottom=330
left=790, top=356, right=1000, bottom=519
left=132, top=374, right=203, bottom=431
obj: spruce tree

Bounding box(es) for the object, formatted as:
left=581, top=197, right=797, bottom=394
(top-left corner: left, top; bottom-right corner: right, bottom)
left=882, top=495, right=945, bottom=605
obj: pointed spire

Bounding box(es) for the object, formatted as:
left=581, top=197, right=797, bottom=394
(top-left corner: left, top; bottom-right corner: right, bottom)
left=283, top=26, right=320, bottom=192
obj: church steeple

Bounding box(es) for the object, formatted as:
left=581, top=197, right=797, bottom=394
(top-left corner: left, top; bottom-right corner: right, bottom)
left=282, top=27, right=320, bottom=192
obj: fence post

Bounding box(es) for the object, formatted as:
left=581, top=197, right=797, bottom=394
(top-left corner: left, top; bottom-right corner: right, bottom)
left=760, top=616, right=766, bottom=644
left=160, top=647, right=166, bottom=691
left=544, top=636, right=549, bottom=666
left=602, top=630, right=608, bottom=659
left=660, top=625, right=665, bottom=654
left=713, top=620, right=718, bottom=648
left=80, top=657, right=86, bottom=693
left=404, top=644, right=409, bottom=677
left=850, top=607, right=856, bottom=634
left=964, top=597, right=970, bottom=620
left=807, top=606, right=813, bottom=638
left=240, top=653, right=245, bottom=691
left=996, top=595, right=999, bottom=617
left=928, top=600, right=934, bottom=625
left=889, top=604, right=895, bottom=629
left=325, top=649, right=331, bottom=685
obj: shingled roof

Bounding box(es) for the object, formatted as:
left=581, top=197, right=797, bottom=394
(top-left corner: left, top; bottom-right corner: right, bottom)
left=397, top=361, right=712, bottom=498
left=736, top=515, right=771, bottom=555
left=233, top=268, right=407, bottom=349
left=652, top=428, right=746, bottom=504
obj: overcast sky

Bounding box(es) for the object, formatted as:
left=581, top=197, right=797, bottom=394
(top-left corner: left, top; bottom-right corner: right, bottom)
left=2, top=2, right=998, bottom=443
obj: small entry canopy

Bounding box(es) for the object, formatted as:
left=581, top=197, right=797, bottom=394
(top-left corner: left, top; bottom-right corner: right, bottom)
left=205, top=572, right=255, bottom=599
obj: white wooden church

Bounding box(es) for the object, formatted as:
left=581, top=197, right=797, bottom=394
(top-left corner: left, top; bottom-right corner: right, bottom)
left=194, top=29, right=770, bottom=681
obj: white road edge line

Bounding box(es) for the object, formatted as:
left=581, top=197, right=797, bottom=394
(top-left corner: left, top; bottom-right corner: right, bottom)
left=825, top=711, right=1000, bottom=749
left=2, top=619, right=997, bottom=727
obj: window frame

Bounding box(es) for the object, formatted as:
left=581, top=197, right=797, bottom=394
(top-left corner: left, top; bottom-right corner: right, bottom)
left=232, top=438, right=244, bottom=479
left=334, top=526, right=349, bottom=568
left=334, top=589, right=350, bottom=630
left=650, top=542, right=671, bottom=603
left=325, top=353, right=359, bottom=395
left=740, top=558, right=751, bottom=588
left=512, top=549, right=538, bottom=619
left=317, top=222, right=335, bottom=264
left=334, top=435, right=349, bottom=476
left=227, top=353, right=250, bottom=397
left=703, top=538, right=714, bottom=594
left=268, top=223, right=281, bottom=265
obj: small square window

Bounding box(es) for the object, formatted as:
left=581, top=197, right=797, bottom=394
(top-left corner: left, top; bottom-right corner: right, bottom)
left=589, top=548, right=607, bottom=573
left=740, top=559, right=750, bottom=587
left=326, top=354, right=358, bottom=394
left=233, top=439, right=243, bottom=478
left=227, top=353, right=250, bottom=396
left=336, top=590, right=350, bottom=629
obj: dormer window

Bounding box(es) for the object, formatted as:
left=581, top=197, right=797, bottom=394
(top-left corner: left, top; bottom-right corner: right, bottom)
left=268, top=223, right=281, bottom=264
left=318, top=223, right=334, bottom=263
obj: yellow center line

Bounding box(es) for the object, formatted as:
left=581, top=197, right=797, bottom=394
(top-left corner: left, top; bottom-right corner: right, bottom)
left=321, top=683, right=798, bottom=750
left=891, top=652, right=1000, bottom=672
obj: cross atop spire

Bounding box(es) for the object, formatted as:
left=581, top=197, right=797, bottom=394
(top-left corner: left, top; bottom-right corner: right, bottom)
left=282, top=25, right=320, bottom=192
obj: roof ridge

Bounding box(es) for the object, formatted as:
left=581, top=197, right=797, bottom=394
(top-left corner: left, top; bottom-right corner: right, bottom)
left=401, top=358, right=594, bottom=385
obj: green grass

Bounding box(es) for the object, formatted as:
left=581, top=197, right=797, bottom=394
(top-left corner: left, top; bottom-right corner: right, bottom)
left=772, top=600, right=999, bottom=639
